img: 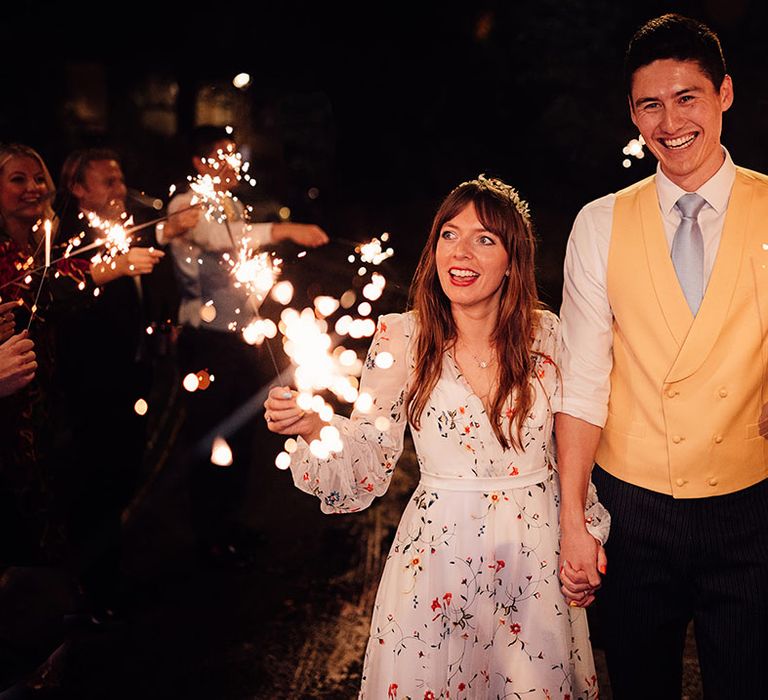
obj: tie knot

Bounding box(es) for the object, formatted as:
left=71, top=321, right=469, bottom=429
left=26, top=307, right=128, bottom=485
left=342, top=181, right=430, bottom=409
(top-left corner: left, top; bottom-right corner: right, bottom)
left=676, top=193, right=706, bottom=220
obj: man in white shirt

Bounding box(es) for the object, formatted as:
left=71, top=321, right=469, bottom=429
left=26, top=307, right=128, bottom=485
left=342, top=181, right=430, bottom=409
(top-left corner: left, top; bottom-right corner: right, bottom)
left=557, top=14, right=768, bottom=698
left=162, top=126, right=328, bottom=568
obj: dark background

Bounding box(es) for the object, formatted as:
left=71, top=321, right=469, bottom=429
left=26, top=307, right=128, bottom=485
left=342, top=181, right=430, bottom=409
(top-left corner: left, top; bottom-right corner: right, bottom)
left=3, top=0, right=767, bottom=307
left=1, top=2, right=763, bottom=695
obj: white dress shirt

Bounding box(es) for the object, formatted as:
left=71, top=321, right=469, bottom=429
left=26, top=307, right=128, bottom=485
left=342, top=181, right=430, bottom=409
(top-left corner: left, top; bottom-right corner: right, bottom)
left=559, top=149, right=737, bottom=427
left=164, top=190, right=273, bottom=331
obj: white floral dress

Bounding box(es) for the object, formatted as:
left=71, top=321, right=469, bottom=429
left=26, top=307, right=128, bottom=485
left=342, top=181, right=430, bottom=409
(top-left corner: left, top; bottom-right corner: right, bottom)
left=290, top=311, right=609, bottom=700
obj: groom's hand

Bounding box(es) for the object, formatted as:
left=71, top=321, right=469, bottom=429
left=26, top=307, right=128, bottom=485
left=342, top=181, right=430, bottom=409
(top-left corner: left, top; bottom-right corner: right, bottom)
left=559, top=525, right=606, bottom=607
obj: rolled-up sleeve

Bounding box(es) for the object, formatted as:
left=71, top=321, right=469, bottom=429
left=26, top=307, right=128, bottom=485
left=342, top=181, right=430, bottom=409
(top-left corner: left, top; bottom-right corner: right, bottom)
left=559, top=194, right=615, bottom=427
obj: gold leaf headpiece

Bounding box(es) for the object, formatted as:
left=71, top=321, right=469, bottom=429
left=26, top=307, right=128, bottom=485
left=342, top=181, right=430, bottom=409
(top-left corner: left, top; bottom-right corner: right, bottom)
left=452, top=174, right=530, bottom=223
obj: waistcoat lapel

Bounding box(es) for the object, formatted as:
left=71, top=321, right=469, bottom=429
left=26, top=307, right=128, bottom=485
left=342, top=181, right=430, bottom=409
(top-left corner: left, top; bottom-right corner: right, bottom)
left=665, top=170, right=751, bottom=383
left=639, top=180, right=693, bottom=348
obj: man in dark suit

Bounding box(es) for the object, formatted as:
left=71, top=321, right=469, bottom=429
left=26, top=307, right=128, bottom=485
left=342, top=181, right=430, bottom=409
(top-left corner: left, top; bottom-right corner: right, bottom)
left=55, top=149, right=165, bottom=622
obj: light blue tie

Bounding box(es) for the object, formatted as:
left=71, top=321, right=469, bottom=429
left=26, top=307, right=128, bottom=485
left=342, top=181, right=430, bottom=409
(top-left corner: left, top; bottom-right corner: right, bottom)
left=671, top=193, right=706, bottom=315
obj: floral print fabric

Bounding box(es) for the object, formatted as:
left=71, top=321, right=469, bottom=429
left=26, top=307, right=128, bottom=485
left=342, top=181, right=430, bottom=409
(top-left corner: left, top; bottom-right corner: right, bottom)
left=291, top=311, right=608, bottom=699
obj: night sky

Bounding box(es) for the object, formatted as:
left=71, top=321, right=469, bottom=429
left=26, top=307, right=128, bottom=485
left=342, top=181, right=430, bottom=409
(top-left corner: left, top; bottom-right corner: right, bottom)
left=3, top=0, right=767, bottom=305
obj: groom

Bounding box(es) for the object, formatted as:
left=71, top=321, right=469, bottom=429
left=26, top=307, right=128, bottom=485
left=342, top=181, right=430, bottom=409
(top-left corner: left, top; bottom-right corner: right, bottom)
left=556, top=13, right=768, bottom=699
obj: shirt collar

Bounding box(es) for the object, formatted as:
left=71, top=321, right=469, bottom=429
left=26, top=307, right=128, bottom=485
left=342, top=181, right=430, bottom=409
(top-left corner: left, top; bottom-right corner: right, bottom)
left=656, top=146, right=736, bottom=216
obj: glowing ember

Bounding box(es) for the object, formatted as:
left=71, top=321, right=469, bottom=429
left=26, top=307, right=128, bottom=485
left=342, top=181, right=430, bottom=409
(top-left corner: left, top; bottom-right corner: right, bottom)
left=335, top=315, right=353, bottom=335
left=355, top=392, right=373, bottom=413
left=621, top=134, right=646, bottom=167
left=233, top=72, right=251, bottom=89
left=271, top=280, right=294, bottom=305
left=275, top=451, right=291, bottom=470
left=340, top=290, right=356, bottom=308
left=374, top=351, right=394, bottom=369
left=211, top=436, right=233, bottom=466
left=242, top=318, right=278, bottom=345
left=200, top=302, right=217, bottom=323
left=183, top=373, right=200, bottom=392
left=314, top=296, right=339, bottom=317
left=196, top=370, right=212, bottom=390
left=339, top=349, right=357, bottom=367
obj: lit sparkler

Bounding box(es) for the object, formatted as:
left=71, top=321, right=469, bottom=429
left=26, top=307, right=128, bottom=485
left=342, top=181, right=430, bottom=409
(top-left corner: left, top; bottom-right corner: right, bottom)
left=356, top=233, right=394, bottom=265
left=187, top=139, right=258, bottom=224
left=86, top=212, right=134, bottom=267
left=223, top=238, right=282, bottom=301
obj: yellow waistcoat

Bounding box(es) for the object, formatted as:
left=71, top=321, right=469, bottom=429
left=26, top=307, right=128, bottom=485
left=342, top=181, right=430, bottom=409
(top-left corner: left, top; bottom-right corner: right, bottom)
left=596, top=167, right=768, bottom=498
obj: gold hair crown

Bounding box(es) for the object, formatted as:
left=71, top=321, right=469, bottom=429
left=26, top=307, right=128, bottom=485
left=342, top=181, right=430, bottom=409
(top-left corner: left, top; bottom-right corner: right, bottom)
left=453, top=174, right=531, bottom=223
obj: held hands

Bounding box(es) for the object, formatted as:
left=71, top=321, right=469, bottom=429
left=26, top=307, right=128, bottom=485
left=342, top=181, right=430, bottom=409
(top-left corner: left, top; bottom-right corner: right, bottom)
left=264, top=386, right=324, bottom=442
left=559, top=524, right=607, bottom=608
left=271, top=223, right=329, bottom=248
left=0, top=331, right=37, bottom=397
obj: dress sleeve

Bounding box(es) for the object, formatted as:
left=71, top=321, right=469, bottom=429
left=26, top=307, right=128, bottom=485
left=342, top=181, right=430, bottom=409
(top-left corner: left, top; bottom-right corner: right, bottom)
left=288, top=312, right=413, bottom=514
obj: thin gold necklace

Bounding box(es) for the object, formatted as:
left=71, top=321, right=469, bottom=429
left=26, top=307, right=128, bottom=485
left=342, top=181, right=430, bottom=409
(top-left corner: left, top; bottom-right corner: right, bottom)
left=458, top=341, right=495, bottom=369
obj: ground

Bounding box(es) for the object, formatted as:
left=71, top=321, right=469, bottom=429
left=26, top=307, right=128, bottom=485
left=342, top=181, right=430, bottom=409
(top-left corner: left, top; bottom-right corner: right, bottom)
left=0, top=424, right=703, bottom=699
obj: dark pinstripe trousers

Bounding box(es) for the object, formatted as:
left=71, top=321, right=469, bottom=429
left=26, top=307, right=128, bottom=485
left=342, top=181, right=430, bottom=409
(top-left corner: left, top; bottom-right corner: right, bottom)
left=592, top=466, right=768, bottom=700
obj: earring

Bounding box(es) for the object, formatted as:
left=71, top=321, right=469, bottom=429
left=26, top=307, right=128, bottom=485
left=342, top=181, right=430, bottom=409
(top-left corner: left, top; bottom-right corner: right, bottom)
left=504, top=270, right=510, bottom=277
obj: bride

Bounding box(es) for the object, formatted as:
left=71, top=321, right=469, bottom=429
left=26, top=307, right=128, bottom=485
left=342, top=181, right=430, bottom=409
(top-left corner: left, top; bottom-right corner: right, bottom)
left=265, top=175, right=608, bottom=699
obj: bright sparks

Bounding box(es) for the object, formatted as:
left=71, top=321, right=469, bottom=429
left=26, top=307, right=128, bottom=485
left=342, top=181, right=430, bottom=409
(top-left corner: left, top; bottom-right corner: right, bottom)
left=225, top=239, right=282, bottom=300
left=357, top=236, right=394, bottom=265
left=87, top=212, right=134, bottom=267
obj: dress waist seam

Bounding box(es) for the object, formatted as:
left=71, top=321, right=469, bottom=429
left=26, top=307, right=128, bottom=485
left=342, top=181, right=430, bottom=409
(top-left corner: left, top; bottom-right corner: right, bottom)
left=419, top=466, right=550, bottom=492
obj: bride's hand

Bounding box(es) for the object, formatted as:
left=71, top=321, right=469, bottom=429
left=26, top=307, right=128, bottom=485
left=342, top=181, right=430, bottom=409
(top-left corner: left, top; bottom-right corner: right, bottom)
left=264, top=386, right=324, bottom=441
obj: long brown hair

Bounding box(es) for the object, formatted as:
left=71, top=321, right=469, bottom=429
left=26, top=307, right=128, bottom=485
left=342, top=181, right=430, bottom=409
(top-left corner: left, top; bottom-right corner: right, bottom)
left=406, top=175, right=541, bottom=451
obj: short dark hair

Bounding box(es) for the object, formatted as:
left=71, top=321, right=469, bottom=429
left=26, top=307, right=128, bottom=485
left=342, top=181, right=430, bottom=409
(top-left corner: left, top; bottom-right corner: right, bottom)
left=188, top=125, right=234, bottom=161
left=625, top=13, right=727, bottom=96
left=60, top=148, right=121, bottom=194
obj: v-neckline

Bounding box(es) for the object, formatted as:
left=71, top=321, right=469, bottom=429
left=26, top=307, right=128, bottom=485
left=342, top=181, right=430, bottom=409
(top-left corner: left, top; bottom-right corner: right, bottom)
left=446, top=349, right=490, bottom=416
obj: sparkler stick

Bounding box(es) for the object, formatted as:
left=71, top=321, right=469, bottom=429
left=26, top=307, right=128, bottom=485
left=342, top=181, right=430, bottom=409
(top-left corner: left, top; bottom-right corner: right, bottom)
left=25, top=218, right=54, bottom=331
left=44, top=219, right=51, bottom=269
